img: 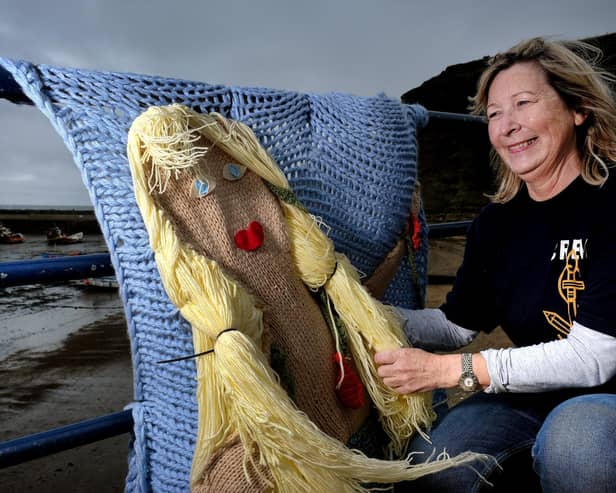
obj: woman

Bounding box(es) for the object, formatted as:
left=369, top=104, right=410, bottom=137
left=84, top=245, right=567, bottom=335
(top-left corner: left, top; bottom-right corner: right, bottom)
left=376, top=37, right=616, bottom=492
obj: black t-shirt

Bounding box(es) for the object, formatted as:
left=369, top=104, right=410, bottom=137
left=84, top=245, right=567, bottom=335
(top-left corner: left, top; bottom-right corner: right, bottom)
left=441, top=174, right=615, bottom=395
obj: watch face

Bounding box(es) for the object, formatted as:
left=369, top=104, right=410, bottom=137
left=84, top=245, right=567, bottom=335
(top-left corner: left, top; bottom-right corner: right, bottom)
left=459, top=372, right=478, bottom=391
left=463, top=377, right=475, bottom=389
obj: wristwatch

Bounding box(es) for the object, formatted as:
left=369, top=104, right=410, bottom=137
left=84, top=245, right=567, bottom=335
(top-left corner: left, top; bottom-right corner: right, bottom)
left=458, top=353, right=480, bottom=392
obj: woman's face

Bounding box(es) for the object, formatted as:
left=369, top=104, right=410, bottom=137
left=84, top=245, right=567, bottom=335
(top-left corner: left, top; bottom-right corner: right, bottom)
left=486, top=61, right=586, bottom=186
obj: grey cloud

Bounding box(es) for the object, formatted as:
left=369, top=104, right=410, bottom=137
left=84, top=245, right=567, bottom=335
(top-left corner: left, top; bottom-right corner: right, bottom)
left=0, top=0, right=614, bottom=206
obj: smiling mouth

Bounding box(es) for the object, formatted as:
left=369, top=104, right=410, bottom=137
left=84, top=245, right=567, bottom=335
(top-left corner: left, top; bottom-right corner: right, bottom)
left=509, top=137, right=537, bottom=153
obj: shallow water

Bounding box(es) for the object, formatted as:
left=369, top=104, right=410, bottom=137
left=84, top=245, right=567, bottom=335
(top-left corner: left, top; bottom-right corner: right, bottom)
left=0, top=233, right=109, bottom=262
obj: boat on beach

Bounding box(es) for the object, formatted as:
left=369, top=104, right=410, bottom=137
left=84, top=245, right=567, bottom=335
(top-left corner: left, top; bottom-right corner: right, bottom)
left=82, top=275, right=119, bottom=289
left=40, top=250, right=84, bottom=258
left=46, top=226, right=84, bottom=245
left=0, top=225, right=25, bottom=244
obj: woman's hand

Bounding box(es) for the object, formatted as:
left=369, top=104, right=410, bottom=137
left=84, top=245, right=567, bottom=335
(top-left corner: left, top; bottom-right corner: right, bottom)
left=374, top=348, right=461, bottom=394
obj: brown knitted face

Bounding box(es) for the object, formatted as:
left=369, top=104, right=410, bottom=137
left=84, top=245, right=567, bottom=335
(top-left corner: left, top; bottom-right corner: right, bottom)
left=150, top=137, right=370, bottom=442
left=154, top=140, right=291, bottom=295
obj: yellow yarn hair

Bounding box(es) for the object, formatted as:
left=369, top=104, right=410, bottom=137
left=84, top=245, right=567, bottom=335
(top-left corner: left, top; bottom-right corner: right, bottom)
left=127, top=105, right=486, bottom=490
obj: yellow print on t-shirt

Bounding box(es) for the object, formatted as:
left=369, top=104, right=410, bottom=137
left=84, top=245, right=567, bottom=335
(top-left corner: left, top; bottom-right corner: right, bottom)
left=543, top=248, right=586, bottom=338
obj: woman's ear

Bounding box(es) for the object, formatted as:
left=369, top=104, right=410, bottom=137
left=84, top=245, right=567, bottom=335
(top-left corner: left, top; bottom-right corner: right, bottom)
left=574, top=109, right=589, bottom=127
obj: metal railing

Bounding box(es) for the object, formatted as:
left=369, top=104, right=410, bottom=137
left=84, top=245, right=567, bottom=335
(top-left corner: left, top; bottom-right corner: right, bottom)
left=0, top=253, right=114, bottom=288
left=0, top=411, right=133, bottom=468
left=0, top=65, right=488, bottom=126
left=0, top=65, right=31, bottom=105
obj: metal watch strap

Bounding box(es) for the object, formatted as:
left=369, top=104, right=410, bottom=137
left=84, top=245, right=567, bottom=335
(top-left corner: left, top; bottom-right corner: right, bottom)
left=462, top=352, right=473, bottom=374
left=459, top=352, right=479, bottom=391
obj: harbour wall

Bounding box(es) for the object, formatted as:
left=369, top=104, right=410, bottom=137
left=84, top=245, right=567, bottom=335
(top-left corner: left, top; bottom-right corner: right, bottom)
left=0, top=209, right=102, bottom=234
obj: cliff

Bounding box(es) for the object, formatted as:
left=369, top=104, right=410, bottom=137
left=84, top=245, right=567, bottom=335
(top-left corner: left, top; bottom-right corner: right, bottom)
left=403, top=33, right=616, bottom=222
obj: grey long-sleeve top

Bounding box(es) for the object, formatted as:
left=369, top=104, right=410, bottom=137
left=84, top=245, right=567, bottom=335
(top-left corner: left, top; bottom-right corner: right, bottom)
left=396, top=307, right=616, bottom=393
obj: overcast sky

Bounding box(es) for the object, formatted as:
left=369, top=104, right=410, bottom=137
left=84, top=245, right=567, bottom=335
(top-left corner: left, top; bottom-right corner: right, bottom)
left=1, top=0, right=614, bottom=207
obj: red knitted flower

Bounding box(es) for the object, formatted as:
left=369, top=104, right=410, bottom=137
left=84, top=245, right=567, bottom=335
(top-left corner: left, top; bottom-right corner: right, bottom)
left=333, top=352, right=365, bottom=409
left=409, top=214, right=421, bottom=251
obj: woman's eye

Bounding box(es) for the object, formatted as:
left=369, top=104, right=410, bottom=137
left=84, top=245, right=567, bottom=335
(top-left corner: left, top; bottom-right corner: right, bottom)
left=517, top=99, right=531, bottom=107
left=487, top=111, right=500, bottom=120
left=223, top=163, right=247, bottom=181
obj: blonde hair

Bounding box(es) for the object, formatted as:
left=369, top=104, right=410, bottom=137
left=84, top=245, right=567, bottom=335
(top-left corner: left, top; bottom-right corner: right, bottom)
left=469, top=37, right=616, bottom=203
left=127, top=105, right=485, bottom=490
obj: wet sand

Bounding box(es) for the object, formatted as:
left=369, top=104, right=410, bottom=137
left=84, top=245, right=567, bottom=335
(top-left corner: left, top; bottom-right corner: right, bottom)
left=0, top=310, right=132, bottom=492
left=0, top=236, right=512, bottom=492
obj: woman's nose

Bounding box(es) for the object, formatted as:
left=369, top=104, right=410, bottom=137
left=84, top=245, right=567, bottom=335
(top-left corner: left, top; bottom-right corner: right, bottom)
left=501, top=111, right=521, bottom=136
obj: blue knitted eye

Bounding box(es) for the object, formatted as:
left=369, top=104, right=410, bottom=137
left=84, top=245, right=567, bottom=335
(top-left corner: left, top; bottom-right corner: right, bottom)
left=193, top=177, right=215, bottom=197
left=223, top=163, right=246, bottom=181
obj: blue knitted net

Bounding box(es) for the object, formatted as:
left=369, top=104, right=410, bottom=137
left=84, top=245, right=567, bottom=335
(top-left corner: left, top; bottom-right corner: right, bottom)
left=1, top=58, right=429, bottom=492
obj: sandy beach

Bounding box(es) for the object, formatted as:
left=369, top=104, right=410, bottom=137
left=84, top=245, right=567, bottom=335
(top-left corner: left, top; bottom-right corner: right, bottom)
left=0, top=236, right=511, bottom=492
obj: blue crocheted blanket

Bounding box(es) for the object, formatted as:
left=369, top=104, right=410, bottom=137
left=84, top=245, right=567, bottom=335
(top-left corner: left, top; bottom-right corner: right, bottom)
left=1, top=58, right=429, bottom=492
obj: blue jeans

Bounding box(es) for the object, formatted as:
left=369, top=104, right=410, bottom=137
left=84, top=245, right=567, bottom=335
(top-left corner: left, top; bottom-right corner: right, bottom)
left=396, top=391, right=616, bottom=492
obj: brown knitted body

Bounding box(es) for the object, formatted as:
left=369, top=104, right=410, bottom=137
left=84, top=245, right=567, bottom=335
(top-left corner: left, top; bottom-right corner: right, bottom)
left=194, top=437, right=273, bottom=493
left=152, top=139, right=373, bottom=490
